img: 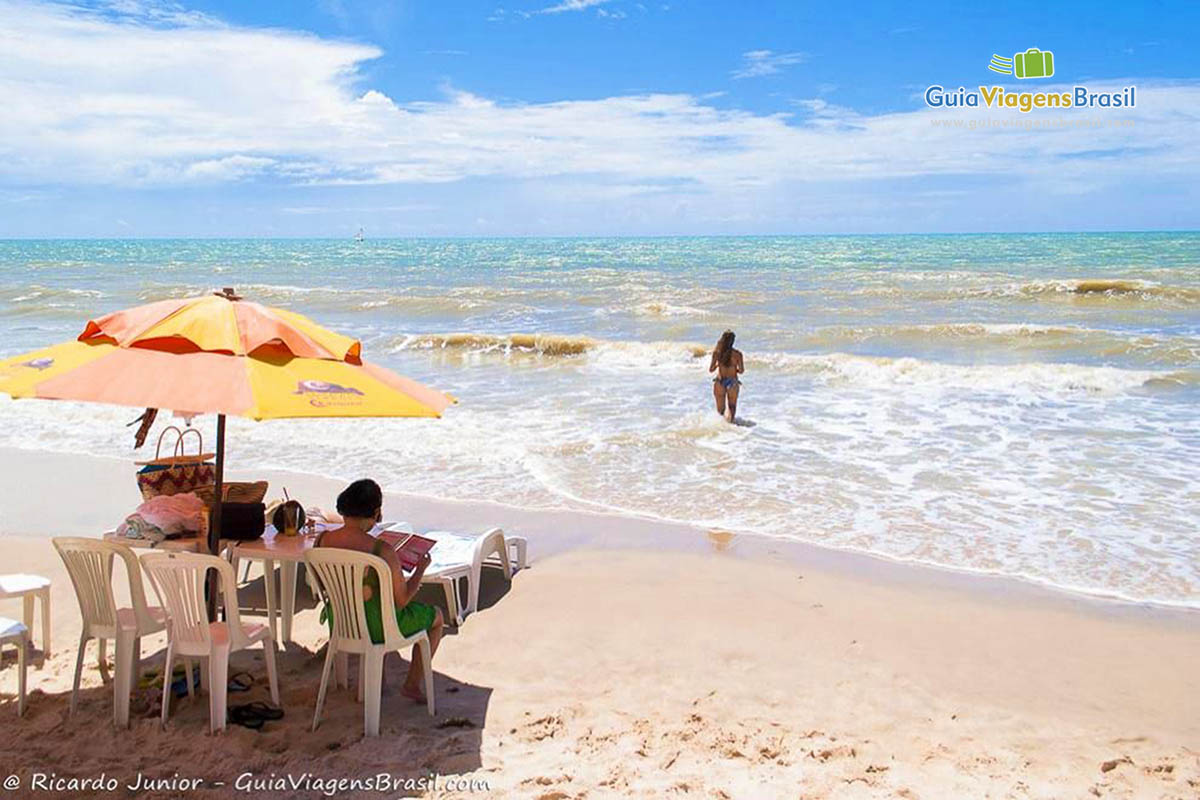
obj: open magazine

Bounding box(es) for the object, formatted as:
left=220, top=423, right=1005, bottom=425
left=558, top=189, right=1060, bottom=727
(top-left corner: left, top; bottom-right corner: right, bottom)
left=375, top=530, right=437, bottom=570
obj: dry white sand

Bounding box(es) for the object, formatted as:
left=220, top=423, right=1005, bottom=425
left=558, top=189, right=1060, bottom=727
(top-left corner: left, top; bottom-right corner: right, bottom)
left=0, top=448, right=1196, bottom=799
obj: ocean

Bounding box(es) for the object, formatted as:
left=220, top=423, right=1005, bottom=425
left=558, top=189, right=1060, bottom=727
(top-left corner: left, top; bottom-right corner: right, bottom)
left=1, top=234, right=1197, bottom=606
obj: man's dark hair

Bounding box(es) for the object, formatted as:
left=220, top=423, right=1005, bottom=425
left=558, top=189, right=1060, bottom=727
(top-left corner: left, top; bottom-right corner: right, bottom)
left=337, top=478, right=383, bottom=519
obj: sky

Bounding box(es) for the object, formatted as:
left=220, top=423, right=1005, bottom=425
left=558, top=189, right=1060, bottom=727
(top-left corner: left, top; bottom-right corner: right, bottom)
left=0, top=0, right=1197, bottom=237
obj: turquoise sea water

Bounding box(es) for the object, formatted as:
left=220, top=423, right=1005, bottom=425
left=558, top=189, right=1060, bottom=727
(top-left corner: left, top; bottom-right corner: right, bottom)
left=1, top=234, right=1198, bottom=605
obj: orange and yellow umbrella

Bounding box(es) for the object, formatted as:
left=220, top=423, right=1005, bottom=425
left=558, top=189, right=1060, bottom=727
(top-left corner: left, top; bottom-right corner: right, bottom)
left=0, top=289, right=454, bottom=569
left=0, top=292, right=452, bottom=419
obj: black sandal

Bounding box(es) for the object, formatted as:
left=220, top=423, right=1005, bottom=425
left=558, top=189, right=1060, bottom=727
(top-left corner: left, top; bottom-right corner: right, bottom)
left=228, top=705, right=265, bottom=730
left=243, top=701, right=284, bottom=721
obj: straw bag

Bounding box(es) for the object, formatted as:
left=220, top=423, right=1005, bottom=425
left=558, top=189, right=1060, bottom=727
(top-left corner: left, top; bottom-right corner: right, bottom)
left=194, top=481, right=269, bottom=505
left=135, top=427, right=216, bottom=501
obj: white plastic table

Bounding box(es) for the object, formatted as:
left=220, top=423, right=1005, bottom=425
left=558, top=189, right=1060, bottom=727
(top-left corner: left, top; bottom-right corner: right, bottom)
left=102, top=533, right=207, bottom=553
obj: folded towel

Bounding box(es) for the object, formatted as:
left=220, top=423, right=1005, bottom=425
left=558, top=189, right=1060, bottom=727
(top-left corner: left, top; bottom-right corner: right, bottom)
left=117, top=514, right=166, bottom=543
left=135, top=492, right=207, bottom=535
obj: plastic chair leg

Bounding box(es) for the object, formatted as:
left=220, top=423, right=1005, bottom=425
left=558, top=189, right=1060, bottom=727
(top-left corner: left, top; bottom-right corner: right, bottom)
left=41, top=589, right=50, bottom=661
left=441, top=580, right=462, bottom=626
left=208, top=647, right=229, bottom=734
left=130, top=637, right=141, bottom=698
left=357, top=655, right=365, bottom=704
left=508, top=537, right=528, bottom=571
left=362, top=649, right=384, bottom=737
left=160, top=642, right=174, bottom=727
left=16, top=635, right=27, bottom=717
left=114, top=629, right=135, bottom=728
left=335, top=651, right=348, bottom=690
left=312, top=642, right=336, bottom=731
left=70, top=634, right=87, bottom=715
left=97, top=637, right=108, bottom=681
left=22, top=595, right=33, bottom=643
left=418, top=637, right=435, bottom=717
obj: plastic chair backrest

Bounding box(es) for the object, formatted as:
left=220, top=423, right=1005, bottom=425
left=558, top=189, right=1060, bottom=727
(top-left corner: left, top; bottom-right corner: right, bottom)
left=53, top=537, right=158, bottom=636
left=141, top=551, right=242, bottom=651
left=305, top=547, right=405, bottom=649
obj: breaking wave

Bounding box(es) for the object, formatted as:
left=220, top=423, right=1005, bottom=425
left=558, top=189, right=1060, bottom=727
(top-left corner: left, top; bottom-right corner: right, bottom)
left=386, top=330, right=1192, bottom=394
left=855, top=277, right=1200, bottom=305
left=800, top=323, right=1200, bottom=367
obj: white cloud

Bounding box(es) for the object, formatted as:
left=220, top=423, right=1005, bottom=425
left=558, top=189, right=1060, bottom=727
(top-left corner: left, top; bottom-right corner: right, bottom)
left=539, top=0, right=611, bottom=13
left=281, top=203, right=438, bottom=215
left=1, top=0, right=1198, bottom=220
left=183, top=155, right=275, bottom=181
left=731, top=49, right=807, bottom=79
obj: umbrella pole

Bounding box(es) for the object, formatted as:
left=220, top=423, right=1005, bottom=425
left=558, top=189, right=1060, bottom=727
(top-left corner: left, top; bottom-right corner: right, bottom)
left=206, top=414, right=226, bottom=620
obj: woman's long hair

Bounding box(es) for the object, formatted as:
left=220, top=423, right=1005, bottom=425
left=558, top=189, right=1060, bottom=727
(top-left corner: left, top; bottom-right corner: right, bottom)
left=714, top=330, right=736, bottom=367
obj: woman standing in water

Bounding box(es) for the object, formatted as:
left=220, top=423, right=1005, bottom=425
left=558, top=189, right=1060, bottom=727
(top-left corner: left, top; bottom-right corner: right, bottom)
left=709, top=330, right=744, bottom=422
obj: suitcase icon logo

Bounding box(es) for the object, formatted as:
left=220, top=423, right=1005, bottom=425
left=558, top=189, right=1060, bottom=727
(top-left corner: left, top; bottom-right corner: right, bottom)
left=988, top=48, right=1054, bottom=79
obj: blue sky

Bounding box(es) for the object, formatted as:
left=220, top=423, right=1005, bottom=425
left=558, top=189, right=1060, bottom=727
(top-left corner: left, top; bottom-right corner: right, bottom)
left=0, top=0, right=1197, bottom=236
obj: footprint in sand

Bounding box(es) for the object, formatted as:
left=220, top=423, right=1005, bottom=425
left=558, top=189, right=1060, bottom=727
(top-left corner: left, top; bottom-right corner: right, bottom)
left=1100, top=756, right=1132, bottom=773
left=521, top=714, right=565, bottom=742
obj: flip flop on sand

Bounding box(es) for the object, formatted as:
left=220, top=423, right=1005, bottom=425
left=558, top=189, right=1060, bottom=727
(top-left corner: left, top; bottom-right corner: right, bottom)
left=228, top=705, right=265, bottom=730
left=228, top=702, right=284, bottom=729
left=228, top=671, right=254, bottom=692
left=242, top=701, right=284, bottom=720
left=139, top=663, right=190, bottom=690
left=171, top=667, right=201, bottom=698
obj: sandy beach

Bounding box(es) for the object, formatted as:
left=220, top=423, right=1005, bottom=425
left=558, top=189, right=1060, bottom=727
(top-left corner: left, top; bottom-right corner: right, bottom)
left=0, top=447, right=1196, bottom=799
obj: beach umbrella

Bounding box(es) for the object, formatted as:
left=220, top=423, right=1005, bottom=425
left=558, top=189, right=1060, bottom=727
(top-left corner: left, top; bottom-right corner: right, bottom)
left=0, top=288, right=453, bottom=610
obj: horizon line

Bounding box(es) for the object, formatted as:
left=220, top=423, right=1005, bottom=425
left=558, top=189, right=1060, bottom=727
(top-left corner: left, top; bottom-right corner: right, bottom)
left=1, top=229, right=1198, bottom=242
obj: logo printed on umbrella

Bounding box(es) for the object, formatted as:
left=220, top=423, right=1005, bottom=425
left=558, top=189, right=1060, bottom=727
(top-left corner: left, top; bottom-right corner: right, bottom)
left=294, top=380, right=365, bottom=396
left=294, top=379, right=366, bottom=408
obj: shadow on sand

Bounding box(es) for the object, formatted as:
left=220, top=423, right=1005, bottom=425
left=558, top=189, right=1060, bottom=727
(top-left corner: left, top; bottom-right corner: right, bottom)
left=0, top=564, right=519, bottom=789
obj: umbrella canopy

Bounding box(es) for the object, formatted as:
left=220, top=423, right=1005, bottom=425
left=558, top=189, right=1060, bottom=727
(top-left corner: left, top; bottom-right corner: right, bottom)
left=0, top=293, right=452, bottom=419
left=0, top=289, right=453, bottom=616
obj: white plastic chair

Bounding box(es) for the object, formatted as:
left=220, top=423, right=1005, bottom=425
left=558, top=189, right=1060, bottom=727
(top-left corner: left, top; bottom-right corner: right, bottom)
left=52, top=537, right=166, bottom=727
left=0, top=617, right=28, bottom=716
left=305, top=548, right=434, bottom=736
left=0, top=574, right=51, bottom=661
left=140, top=551, right=280, bottom=733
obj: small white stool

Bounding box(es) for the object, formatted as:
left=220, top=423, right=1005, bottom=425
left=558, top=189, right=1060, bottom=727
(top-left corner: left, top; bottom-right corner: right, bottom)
left=0, top=617, right=29, bottom=716
left=0, top=575, right=50, bottom=661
